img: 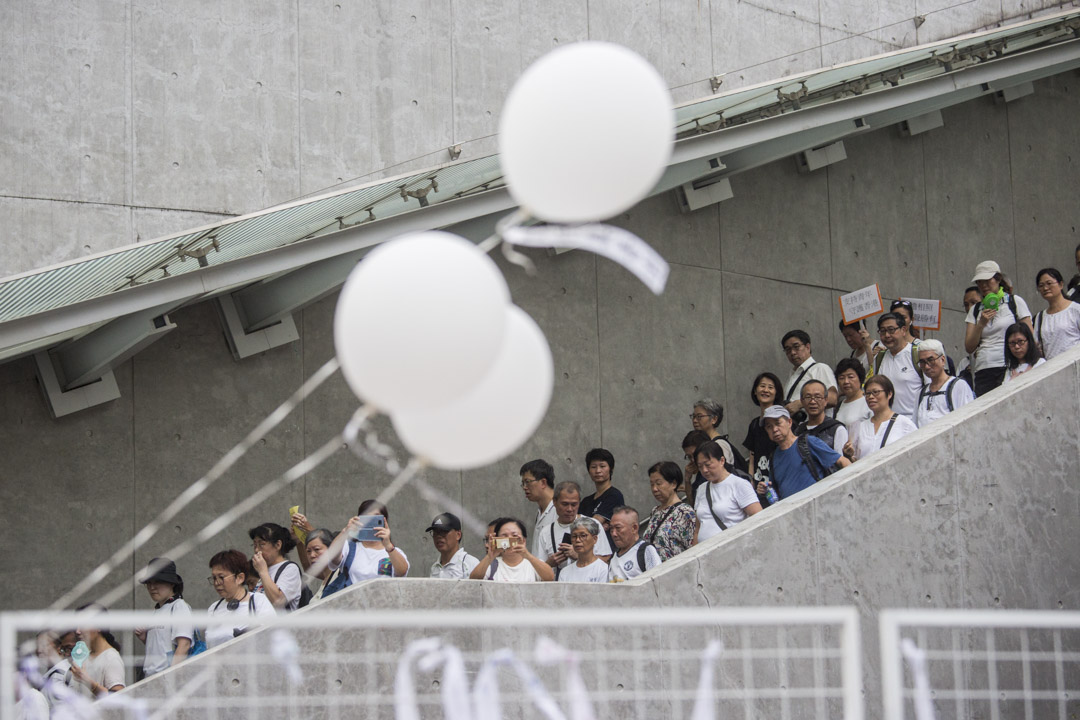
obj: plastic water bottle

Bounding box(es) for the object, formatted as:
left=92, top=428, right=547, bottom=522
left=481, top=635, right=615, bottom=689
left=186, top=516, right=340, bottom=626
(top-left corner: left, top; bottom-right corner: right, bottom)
left=764, top=479, right=779, bottom=505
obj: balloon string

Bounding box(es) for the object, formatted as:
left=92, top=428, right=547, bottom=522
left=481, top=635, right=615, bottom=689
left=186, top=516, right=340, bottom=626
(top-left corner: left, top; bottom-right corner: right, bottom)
left=51, top=357, right=342, bottom=611
left=92, top=427, right=347, bottom=609
left=476, top=208, right=531, bottom=253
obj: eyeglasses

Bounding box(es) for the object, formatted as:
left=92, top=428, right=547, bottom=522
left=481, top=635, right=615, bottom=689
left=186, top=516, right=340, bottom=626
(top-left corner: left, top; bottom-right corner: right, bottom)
left=520, top=476, right=539, bottom=487
left=878, top=326, right=901, bottom=335
left=689, top=413, right=712, bottom=421
left=916, top=357, right=941, bottom=367
left=1007, top=339, right=1028, bottom=348
left=683, top=453, right=695, bottom=462
left=1036, top=281, right=1059, bottom=290
left=783, top=343, right=805, bottom=353
left=865, top=389, right=887, bottom=397
left=57, top=643, right=75, bottom=656
left=801, top=394, right=826, bottom=402
left=207, top=573, right=239, bottom=586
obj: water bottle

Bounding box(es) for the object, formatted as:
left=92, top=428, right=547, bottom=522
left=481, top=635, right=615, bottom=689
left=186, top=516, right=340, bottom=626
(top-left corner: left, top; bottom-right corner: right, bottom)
left=764, top=479, right=779, bottom=505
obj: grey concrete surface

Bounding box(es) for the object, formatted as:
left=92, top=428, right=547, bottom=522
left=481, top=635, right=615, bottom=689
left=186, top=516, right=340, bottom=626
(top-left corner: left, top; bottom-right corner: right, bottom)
left=99, top=346, right=1080, bottom=718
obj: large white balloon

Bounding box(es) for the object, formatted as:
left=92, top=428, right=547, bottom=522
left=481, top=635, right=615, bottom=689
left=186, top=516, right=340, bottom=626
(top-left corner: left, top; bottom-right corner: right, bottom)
left=334, top=231, right=510, bottom=413
left=498, top=42, right=674, bottom=224
left=392, top=305, right=554, bottom=470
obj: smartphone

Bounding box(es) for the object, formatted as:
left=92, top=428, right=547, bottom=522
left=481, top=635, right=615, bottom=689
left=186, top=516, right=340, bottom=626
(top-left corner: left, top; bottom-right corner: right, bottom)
left=495, top=537, right=511, bottom=550
left=348, top=515, right=385, bottom=542
left=561, top=532, right=571, bottom=546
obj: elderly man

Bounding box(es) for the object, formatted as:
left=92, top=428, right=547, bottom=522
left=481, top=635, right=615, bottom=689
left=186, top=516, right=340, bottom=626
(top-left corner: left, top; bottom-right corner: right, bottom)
left=794, top=379, right=848, bottom=454
left=520, top=459, right=556, bottom=558
left=871, top=312, right=923, bottom=420
left=607, top=506, right=662, bottom=582
left=538, top=481, right=612, bottom=570
left=913, top=339, right=974, bottom=428
left=756, top=406, right=850, bottom=501
left=427, top=513, right=481, bottom=579
left=781, top=330, right=838, bottom=416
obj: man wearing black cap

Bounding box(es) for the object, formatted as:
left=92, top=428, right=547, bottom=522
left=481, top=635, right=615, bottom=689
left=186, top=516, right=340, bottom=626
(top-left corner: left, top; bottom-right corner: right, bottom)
left=137, top=557, right=194, bottom=677
left=427, top=513, right=481, bottom=579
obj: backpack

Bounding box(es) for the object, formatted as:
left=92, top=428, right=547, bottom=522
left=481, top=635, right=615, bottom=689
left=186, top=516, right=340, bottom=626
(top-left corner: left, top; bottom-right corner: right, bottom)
left=167, top=599, right=205, bottom=660
left=873, top=340, right=924, bottom=382
left=635, top=542, right=653, bottom=572
left=917, top=377, right=960, bottom=416
left=716, top=435, right=750, bottom=474
left=274, top=561, right=313, bottom=610
left=321, top=540, right=358, bottom=598
left=795, top=417, right=844, bottom=453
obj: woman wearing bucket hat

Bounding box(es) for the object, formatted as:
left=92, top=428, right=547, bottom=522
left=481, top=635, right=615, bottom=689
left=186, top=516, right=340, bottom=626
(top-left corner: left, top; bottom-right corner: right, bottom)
left=136, top=557, right=195, bottom=678
left=964, top=260, right=1033, bottom=397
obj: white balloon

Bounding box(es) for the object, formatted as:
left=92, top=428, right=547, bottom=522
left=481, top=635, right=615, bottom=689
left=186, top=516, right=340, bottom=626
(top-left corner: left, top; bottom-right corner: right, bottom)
left=392, top=305, right=554, bottom=470
left=498, top=42, right=674, bottom=224
left=333, top=231, right=510, bottom=413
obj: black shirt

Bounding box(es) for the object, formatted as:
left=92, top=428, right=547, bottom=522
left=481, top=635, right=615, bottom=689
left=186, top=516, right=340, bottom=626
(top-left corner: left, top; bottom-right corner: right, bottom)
left=579, top=486, right=625, bottom=522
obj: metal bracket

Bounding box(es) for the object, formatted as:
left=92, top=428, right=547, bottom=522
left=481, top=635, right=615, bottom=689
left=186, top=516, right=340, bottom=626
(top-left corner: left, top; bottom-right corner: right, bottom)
left=216, top=294, right=299, bottom=360
left=777, top=82, right=809, bottom=110
left=178, top=236, right=220, bottom=268
left=34, top=352, right=121, bottom=418
left=400, top=178, right=439, bottom=207
left=710, top=75, right=725, bottom=93
left=448, top=144, right=462, bottom=160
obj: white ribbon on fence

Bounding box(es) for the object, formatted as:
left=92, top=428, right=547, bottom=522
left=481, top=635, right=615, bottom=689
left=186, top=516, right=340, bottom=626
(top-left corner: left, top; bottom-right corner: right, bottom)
left=900, top=638, right=937, bottom=720
left=690, top=640, right=725, bottom=720
left=473, top=647, right=568, bottom=720
left=534, top=636, right=597, bottom=720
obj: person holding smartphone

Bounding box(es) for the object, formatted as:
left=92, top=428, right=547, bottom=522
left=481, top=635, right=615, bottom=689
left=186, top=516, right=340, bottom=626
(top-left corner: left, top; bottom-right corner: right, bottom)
left=470, top=517, right=555, bottom=582
left=321, top=499, right=409, bottom=594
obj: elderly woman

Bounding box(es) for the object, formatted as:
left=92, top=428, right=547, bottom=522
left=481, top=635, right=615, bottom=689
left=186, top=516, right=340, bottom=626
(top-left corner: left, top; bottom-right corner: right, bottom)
left=206, top=550, right=276, bottom=649
left=136, top=557, right=193, bottom=678
left=557, top=517, right=610, bottom=583
left=913, top=340, right=974, bottom=428
left=249, top=522, right=304, bottom=611
left=641, top=461, right=696, bottom=561
left=691, top=397, right=740, bottom=468
left=965, top=260, right=1033, bottom=396
left=471, top=518, right=555, bottom=582
left=844, top=375, right=918, bottom=461
left=693, top=440, right=762, bottom=544
left=832, top=358, right=872, bottom=429
left=1032, top=267, right=1080, bottom=360
left=70, top=604, right=125, bottom=698
left=1003, top=323, right=1046, bottom=383
left=300, top=529, right=338, bottom=603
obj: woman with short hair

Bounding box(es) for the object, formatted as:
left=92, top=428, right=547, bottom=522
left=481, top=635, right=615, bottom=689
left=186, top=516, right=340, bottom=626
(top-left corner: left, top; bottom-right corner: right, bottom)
left=844, top=375, right=918, bottom=461
left=301, top=529, right=338, bottom=604
left=832, top=358, right=872, bottom=429
left=557, top=518, right=610, bottom=583
left=1003, top=323, right=1046, bottom=383
left=206, top=549, right=276, bottom=648
left=693, top=441, right=762, bottom=544
left=640, top=461, right=696, bottom=561
left=1032, top=267, right=1080, bottom=360
left=470, top=518, right=555, bottom=582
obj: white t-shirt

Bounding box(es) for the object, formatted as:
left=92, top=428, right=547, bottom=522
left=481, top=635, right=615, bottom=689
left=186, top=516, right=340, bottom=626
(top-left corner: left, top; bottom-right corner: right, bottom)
left=914, top=377, right=975, bottom=428
left=557, top=558, right=610, bottom=583
left=338, top=542, right=410, bottom=583
left=607, top=541, right=662, bottom=582
left=206, top=592, right=276, bottom=648
left=693, top=475, right=760, bottom=542
left=967, top=294, right=1032, bottom=372
left=806, top=421, right=848, bottom=454
left=833, top=395, right=872, bottom=430
left=254, top=560, right=303, bottom=611
left=43, top=660, right=72, bottom=708
left=143, top=598, right=194, bottom=676
left=1003, top=358, right=1047, bottom=383
left=876, top=343, right=922, bottom=418
left=488, top=558, right=542, bottom=582
left=532, top=500, right=556, bottom=557
left=851, top=414, right=918, bottom=460
left=783, top=357, right=838, bottom=403
left=536, top=516, right=613, bottom=568
left=1035, top=304, right=1080, bottom=359
left=429, top=547, right=481, bottom=579
left=15, top=687, right=50, bottom=720
left=74, top=646, right=125, bottom=698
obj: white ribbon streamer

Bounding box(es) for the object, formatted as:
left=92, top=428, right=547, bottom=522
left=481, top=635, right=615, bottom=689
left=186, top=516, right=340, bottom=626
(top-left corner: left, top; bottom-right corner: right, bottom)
left=473, top=648, right=568, bottom=720
left=900, top=638, right=937, bottom=720
left=416, top=643, right=472, bottom=720
left=504, top=224, right=669, bottom=295
left=395, top=637, right=444, bottom=720
left=271, top=629, right=304, bottom=686
left=534, top=636, right=596, bottom=720
left=690, top=640, right=724, bottom=720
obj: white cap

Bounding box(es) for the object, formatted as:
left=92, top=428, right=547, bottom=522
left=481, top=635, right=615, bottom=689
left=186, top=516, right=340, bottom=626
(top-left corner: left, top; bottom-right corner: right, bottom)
left=972, top=260, right=1000, bottom=282
left=762, top=405, right=791, bottom=422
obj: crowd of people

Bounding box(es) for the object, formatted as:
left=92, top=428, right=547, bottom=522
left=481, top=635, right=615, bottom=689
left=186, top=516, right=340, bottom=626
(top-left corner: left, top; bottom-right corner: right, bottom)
left=27, top=254, right=1080, bottom=709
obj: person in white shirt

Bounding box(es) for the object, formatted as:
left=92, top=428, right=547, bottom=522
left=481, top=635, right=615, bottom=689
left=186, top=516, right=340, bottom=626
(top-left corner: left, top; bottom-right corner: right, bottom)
left=965, top=260, right=1033, bottom=396
left=206, top=550, right=277, bottom=649
left=40, top=630, right=76, bottom=709
left=913, top=340, right=974, bottom=428
left=557, top=518, right=610, bottom=583
left=1033, top=267, right=1080, bottom=360
left=536, top=481, right=613, bottom=570
left=844, top=375, right=918, bottom=461
left=693, top=440, right=762, bottom=543
left=470, top=518, right=555, bottom=582
left=781, top=330, right=838, bottom=417
left=1003, top=323, right=1047, bottom=383
left=520, top=459, right=557, bottom=558
left=426, top=512, right=481, bottom=579
left=832, top=358, right=872, bottom=430
left=136, top=557, right=193, bottom=677
left=70, top=604, right=125, bottom=698
left=249, top=522, right=304, bottom=611
left=871, top=312, right=922, bottom=419
left=607, top=507, right=662, bottom=582
left=14, top=684, right=49, bottom=720
left=321, top=500, right=410, bottom=594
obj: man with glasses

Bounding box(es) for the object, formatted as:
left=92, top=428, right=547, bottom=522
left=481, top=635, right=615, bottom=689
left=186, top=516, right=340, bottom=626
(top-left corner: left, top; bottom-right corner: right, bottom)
left=519, top=459, right=556, bottom=558
left=780, top=330, right=838, bottom=420
left=41, top=630, right=77, bottom=709
left=913, top=339, right=974, bottom=428
left=872, top=312, right=922, bottom=420
left=794, top=380, right=847, bottom=453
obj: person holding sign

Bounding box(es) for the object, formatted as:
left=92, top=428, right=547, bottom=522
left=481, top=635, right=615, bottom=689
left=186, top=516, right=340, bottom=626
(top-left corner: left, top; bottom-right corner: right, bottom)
left=838, top=319, right=878, bottom=374
left=965, top=260, right=1033, bottom=397
left=871, top=312, right=923, bottom=420
left=780, top=330, right=838, bottom=420
left=913, top=340, right=973, bottom=428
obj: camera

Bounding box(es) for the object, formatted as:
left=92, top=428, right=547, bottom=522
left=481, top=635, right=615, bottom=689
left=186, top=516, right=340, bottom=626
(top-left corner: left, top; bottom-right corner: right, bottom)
left=494, top=538, right=510, bottom=550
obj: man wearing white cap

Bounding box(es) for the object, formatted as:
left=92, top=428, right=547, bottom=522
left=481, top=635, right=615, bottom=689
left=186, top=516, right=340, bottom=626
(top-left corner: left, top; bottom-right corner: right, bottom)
left=964, top=260, right=1033, bottom=397
left=913, top=339, right=974, bottom=428
left=757, top=406, right=850, bottom=501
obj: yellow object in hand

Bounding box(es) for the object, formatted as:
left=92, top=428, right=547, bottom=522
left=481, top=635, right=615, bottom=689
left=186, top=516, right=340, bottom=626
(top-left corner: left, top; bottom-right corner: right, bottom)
left=289, top=505, right=308, bottom=544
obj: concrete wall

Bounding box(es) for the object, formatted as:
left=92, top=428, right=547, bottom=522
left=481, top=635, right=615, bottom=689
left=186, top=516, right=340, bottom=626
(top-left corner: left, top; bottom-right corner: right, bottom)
left=2, top=74, right=1080, bottom=614
left=2, top=0, right=1078, bottom=276
left=101, top=345, right=1080, bottom=719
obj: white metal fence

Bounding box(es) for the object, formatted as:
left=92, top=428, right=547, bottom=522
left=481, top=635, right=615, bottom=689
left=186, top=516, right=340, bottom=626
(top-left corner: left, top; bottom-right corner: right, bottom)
left=3, top=606, right=863, bottom=720
left=880, top=609, right=1080, bottom=720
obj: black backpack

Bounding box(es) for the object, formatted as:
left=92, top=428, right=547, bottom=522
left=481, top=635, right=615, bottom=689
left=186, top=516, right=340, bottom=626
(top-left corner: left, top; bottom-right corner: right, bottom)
left=716, top=435, right=750, bottom=474
left=274, top=561, right=313, bottom=610
left=769, top=435, right=841, bottom=489
left=794, top=417, right=845, bottom=453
